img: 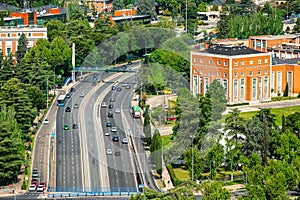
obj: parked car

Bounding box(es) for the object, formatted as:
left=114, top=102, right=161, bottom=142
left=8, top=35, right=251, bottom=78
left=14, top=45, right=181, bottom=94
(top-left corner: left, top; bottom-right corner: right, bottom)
left=101, top=102, right=107, bottom=108
left=122, top=138, right=129, bottom=144
left=73, top=104, right=79, bottom=109
left=66, top=93, right=71, bottom=98
left=37, top=185, right=44, bottom=192
left=79, top=92, right=85, bottom=97
left=43, top=119, right=49, bottom=124
left=106, top=148, right=112, bottom=155
left=29, top=184, right=37, bottom=191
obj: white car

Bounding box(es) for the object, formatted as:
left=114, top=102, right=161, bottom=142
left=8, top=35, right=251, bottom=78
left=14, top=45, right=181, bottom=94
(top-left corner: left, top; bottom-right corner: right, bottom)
left=111, top=127, right=117, bottom=132
left=43, top=119, right=49, bottom=124
left=79, top=92, right=85, bottom=97
left=122, top=138, right=128, bottom=144
left=106, top=148, right=112, bottom=155
left=29, top=184, right=37, bottom=191
left=101, top=102, right=107, bottom=108
left=104, top=131, right=110, bottom=136
left=115, top=108, right=121, bottom=114
left=37, top=185, right=44, bottom=192
left=73, top=104, right=79, bottom=109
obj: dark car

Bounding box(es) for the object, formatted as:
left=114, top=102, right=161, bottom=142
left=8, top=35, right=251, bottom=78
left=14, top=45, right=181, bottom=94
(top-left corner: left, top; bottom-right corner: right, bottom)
left=108, top=111, right=113, bottom=118
left=70, top=87, right=74, bottom=92
left=109, top=104, right=114, bottom=109
left=127, top=61, right=133, bottom=65
left=112, top=86, right=116, bottom=90
left=66, top=93, right=71, bottom=98
left=115, top=151, right=121, bottom=156
left=65, top=107, right=71, bottom=112
left=112, top=134, right=119, bottom=142
left=106, top=122, right=112, bottom=127
left=72, top=124, right=78, bottom=129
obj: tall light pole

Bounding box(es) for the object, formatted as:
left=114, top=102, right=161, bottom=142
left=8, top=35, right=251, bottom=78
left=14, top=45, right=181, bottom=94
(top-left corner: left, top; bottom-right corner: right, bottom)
left=185, top=0, right=188, bottom=34
left=190, top=135, right=194, bottom=181
left=46, top=77, right=49, bottom=108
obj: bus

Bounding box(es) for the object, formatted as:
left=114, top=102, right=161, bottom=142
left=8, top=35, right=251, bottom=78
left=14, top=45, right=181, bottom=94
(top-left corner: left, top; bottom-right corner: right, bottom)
left=132, top=105, right=141, bottom=118
left=57, top=95, right=66, bottom=107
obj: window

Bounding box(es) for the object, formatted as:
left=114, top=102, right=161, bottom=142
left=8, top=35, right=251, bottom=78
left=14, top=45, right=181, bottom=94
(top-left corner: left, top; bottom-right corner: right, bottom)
left=240, top=79, right=245, bottom=101
left=250, top=60, right=253, bottom=65
left=194, top=68, right=197, bottom=73
left=264, top=70, right=268, bottom=74
left=224, top=61, right=228, bottom=66
left=217, top=60, right=221, bottom=65
left=7, top=33, right=10, bottom=37
left=28, top=33, right=31, bottom=37
left=204, top=78, right=209, bottom=94
left=287, top=71, right=293, bottom=93
left=249, top=71, right=253, bottom=76
left=193, top=58, right=198, bottom=63
left=209, top=71, right=213, bottom=76
left=265, top=58, right=268, bottom=64
left=200, top=70, right=203, bottom=74
left=209, top=59, right=212, bottom=64
left=200, top=58, right=204, bottom=63
left=264, top=76, right=268, bottom=99
left=258, top=59, right=261, bottom=64
left=18, top=33, right=21, bottom=37
left=271, top=72, right=274, bottom=92
left=234, top=61, right=238, bottom=66
left=223, top=79, right=228, bottom=99
left=217, top=72, right=221, bottom=77
left=277, top=71, right=282, bottom=93
left=234, top=72, right=238, bottom=77
left=234, top=79, right=238, bottom=102
left=199, top=76, right=203, bottom=94
left=6, top=47, right=11, bottom=55
left=241, top=60, right=244, bottom=66
left=258, top=70, right=261, bottom=75
left=193, top=76, right=198, bottom=96
left=241, top=72, right=244, bottom=77
left=258, top=77, right=262, bottom=100
left=252, top=78, right=257, bottom=100
left=224, top=72, right=227, bottom=77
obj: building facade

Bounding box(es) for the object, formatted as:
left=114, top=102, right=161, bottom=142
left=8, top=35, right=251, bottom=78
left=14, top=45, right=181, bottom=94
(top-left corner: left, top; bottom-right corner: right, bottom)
left=85, top=0, right=112, bottom=13
left=191, top=46, right=272, bottom=104
left=0, top=26, right=47, bottom=56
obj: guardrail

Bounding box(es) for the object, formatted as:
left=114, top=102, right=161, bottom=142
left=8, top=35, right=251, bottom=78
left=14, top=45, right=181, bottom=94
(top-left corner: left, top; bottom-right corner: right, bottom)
left=48, top=191, right=140, bottom=198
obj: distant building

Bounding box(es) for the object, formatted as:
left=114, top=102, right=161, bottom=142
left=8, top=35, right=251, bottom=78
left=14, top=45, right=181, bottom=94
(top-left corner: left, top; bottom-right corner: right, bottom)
left=190, top=46, right=272, bottom=104
left=0, top=26, right=47, bottom=56
left=248, top=34, right=300, bottom=59
left=204, top=38, right=248, bottom=49
left=85, top=0, right=112, bottom=13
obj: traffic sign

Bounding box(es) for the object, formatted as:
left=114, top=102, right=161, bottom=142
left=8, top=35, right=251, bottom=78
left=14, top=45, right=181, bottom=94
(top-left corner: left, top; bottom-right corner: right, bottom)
left=9, top=184, right=13, bottom=188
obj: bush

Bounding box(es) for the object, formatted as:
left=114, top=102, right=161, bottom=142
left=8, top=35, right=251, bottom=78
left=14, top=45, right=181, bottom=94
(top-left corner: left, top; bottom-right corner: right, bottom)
left=297, top=91, right=300, bottom=98
left=166, top=164, right=179, bottom=186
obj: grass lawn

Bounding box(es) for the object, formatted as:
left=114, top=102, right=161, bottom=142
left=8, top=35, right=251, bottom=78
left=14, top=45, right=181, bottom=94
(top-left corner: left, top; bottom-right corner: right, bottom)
left=162, top=135, right=174, bottom=151
left=173, top=166, right=190, bottom=181
left=224, top=105, right=300, bottom=126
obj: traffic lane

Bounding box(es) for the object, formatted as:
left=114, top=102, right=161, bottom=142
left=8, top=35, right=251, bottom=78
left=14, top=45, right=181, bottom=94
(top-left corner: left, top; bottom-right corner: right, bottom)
left=32, top=91, right=61, bottom=187
left=56, top=80, right=91, bottom=191
left=101, top=78, right=136, bottom=189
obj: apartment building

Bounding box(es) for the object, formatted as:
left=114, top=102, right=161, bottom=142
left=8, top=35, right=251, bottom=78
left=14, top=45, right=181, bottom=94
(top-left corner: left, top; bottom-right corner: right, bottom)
left=191, top=46, right=272, bottom=104
left=85, top=0, right=112, bottom=13
left=0, top=26, right=47, bottom=56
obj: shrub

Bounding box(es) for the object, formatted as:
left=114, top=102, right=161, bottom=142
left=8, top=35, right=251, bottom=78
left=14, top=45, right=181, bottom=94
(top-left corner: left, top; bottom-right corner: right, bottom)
left=166, top=164, right=179, bottom=186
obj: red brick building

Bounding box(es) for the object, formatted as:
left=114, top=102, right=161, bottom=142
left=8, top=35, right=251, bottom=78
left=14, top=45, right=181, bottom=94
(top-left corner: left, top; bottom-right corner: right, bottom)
left=191, top=46, right=272, bottom=104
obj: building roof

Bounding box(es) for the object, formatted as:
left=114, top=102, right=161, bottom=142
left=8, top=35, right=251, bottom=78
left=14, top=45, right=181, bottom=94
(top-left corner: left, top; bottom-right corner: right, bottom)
left=202, top=46, right=263, bottom=56
left=249, top=34, right=300, bottom=40
left=272, top=57, right=300, bottom=65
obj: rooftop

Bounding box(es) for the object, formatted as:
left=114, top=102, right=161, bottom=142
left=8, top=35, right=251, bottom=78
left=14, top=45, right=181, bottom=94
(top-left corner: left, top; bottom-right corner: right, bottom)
left=0, top=3, right=20, bottom=12
left=249, top=34, right=300, bottom=40
left=272, top=57, right=300, bottom=65
left=202, top=46, right=263, bottom=56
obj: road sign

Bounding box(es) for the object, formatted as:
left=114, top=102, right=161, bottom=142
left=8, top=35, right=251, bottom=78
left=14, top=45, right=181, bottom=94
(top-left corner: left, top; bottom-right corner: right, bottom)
left=9, top=184, right=13, bottom=188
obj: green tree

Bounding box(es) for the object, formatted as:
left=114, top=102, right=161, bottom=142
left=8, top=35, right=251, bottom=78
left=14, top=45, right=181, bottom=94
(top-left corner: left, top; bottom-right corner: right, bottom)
left=198, top=2, right=208, bottom=12
left=143, top=105, right=152, bottom=144
left=207, top=143, right=224, bottom=180
left=136, top=0, right=157, bottom=19
left=0, top=105, right=24, bottom=185
left=150, top=130, right=163, bottom=176
left=286, top=112, right=300, bottom=138
left=0, top=54, right=15, bottom=86
left=202, top=182, right=231, bottom=200
left=44, top=20, right=66, bottom=42
left=16, top=33, right=28, bottom=62
left=183, top=147, right=204, bottom=180
left=113, top=0, right=125, bottom=11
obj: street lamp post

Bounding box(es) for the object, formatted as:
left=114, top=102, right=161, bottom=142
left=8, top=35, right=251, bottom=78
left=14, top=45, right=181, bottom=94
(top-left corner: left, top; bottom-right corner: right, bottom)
left=185, top=0, right=188, bottom=34
left=190, top=135, right=194, bottom=181
left=46, top=77, right=49, bottom=108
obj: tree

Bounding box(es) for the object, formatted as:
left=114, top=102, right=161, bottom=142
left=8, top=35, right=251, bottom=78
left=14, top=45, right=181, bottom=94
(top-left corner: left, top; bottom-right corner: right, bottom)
left=136, top=0, right=157, bottom=19
left=150, top=130, right=162, bottom=176
left=286, top=112, right=300, bottom=138
left=143, top=105, right=152, bottom=144
left=113, top=0, right=125, bottom=11
left=16, top=33, right=28, bottom=62
left=207, top=143, right=224, bottom=180
left=198, top=2, right=208, bottom=12
left=44, top=20, right=66, bottom=42
left=283, top=82, right=289, bottom=97
left=183, top=147, right=204, bottom=180
left=202, top=182, right=231, bottom=200
left=0, top=105, right=24, bottom=185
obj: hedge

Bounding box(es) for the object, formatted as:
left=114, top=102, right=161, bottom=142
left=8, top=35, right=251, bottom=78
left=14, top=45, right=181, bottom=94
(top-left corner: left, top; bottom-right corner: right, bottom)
left=166, top=164, right=179, bottom=186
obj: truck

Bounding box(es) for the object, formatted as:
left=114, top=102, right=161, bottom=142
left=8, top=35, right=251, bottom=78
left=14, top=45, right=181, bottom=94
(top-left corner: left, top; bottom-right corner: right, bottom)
left=132, top=105, right=141, bottom=118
